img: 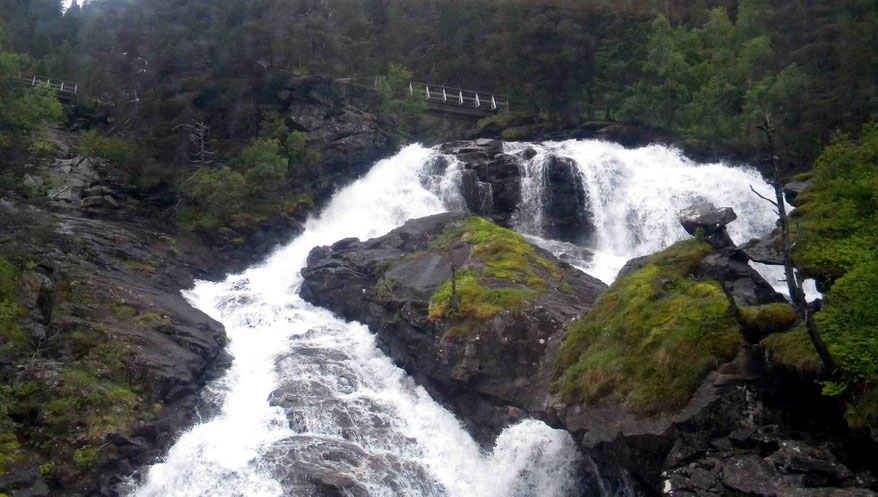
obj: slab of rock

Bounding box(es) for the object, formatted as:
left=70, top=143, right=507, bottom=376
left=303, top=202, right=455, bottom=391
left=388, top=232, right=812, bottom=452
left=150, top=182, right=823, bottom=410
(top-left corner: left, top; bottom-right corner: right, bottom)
left=679, top=202, right=737, bottom=237
left=784, top=177, right=815, bottom=207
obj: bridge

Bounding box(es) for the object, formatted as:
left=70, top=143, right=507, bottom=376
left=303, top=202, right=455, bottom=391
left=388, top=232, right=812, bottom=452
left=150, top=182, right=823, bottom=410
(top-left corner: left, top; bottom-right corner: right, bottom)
left=21, top=75, right=80, bottom=96
left=408, top=82, right=508, bottom=120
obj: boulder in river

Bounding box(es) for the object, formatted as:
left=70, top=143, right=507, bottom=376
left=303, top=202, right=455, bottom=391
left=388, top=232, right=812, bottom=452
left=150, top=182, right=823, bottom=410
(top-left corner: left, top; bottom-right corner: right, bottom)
left=300, top=212, right=608, bottom=443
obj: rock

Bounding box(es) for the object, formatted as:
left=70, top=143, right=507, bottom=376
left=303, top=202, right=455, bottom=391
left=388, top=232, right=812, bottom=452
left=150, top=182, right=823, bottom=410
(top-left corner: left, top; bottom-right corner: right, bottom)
left=784, top=176, right=815, bottom=207
left=767, top=440, right=854, bottom=482
left=721, top=454, right=793, bottom=495
left=22, top=174, right=43, bottom=187
left=743, top=229, right=784, bottom=265
left=678, top=202, right=737, bottom=237
left=543, top=155, right=591, bottom=243
left=299, top=213, right=607, bottom=442
left=80, top=195, right=105, bottom=208
left=697, top=247, right=786, bottom=306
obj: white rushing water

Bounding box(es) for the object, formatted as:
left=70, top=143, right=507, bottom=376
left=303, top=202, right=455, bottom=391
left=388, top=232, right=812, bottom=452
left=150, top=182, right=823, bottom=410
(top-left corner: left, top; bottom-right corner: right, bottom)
left=134, top=139, right=785, bottom=497
left=505, top=140, right=782, bottom=283
left=133, top=145, right=581, bottom=497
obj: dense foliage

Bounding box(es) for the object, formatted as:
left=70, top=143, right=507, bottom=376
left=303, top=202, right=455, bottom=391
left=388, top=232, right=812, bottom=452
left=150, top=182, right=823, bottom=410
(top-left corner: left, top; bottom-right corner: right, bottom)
left=791, top=121, right=878, bottom=430
left=0, top=39, right=62, bottom=157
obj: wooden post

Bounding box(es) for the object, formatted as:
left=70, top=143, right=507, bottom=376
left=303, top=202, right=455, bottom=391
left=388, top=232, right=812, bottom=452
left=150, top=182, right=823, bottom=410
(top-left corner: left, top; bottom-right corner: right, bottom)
left=475, top=93, right=480, bottom=108
left=458, top=91, right=463, bottom=105
left=425, top=85, right=431, bottom=100
left=60, top=82, right=65, bottom=92
left=409, top=82, right=413, bottom=96
left=491, top=95, right=497, bottom=110
left=442, top=88, right=447, bottom=102
left=31, top=76, right=37, bottom=85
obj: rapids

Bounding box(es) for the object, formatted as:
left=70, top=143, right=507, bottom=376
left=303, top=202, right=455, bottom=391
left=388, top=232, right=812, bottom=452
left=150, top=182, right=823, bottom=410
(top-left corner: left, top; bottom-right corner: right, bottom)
left=132, top=139, right=784, bottom=497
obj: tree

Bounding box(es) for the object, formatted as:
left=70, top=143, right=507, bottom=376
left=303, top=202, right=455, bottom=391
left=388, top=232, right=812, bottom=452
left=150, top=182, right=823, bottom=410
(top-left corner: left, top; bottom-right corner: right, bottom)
left=751, top=115, right=836, bottom=373
left=377, top=63, right=426, bottom=141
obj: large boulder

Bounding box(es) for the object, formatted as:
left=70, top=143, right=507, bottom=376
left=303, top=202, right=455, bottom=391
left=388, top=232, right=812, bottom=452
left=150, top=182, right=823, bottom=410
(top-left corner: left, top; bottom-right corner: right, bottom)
left=300, top=213, right=607, bottom=442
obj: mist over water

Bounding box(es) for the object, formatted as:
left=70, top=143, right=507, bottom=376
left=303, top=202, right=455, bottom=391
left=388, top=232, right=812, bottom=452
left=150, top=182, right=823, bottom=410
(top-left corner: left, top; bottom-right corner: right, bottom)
left=133, top=139, right=782, bottom=497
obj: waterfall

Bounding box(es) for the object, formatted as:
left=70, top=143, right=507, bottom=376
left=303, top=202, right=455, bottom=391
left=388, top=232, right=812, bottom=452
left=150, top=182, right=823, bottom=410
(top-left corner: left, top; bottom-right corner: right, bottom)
left=131, top=145, right=582, bottom=497
left=504, top=140, right=782, bottom=283
left=132, top=139, right=785, bottom=497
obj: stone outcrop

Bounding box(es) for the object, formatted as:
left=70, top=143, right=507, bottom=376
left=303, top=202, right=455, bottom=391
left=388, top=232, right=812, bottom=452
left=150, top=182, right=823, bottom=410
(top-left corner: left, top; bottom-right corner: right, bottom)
left=0, top=198, right=229, bottom=496
left=299, top=213, right=607, bottom=442
left=436, top=140, right=593, bottom=242
left=547, top=203, right=877, bottom=496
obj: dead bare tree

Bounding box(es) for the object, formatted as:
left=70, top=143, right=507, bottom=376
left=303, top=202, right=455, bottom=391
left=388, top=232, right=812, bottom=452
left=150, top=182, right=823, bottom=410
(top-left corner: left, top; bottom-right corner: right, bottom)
left=174, top=120, right=215, bottom=170
left=752, top=115, right=837, bottom=373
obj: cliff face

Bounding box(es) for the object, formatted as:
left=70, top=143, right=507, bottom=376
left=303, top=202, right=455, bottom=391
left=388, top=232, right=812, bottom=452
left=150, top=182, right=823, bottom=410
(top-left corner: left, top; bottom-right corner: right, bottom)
left=0, top=197, right=228, bottom=496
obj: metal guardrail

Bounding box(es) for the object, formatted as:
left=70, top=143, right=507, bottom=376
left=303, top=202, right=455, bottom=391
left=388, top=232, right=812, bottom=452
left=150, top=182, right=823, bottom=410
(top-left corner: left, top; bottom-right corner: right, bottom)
left=409, top=82, right=508, bottom=112
left=21, top=75, right=79, bottom=95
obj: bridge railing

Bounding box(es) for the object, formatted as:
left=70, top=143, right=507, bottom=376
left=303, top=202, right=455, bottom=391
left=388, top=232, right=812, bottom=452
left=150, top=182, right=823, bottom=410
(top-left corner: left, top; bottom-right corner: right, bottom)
left=409, top=82, right=508, bottom=112
left=20, top=75, right=79, bottom=95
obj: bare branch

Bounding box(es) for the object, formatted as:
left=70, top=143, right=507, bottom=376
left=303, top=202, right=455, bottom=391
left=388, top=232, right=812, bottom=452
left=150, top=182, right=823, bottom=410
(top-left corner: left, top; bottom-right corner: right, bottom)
left=749, top=184, right=778, bottom=207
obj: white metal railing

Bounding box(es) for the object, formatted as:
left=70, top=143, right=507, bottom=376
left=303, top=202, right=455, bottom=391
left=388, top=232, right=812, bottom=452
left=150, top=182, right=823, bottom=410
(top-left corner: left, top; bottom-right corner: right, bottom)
left=21, top=75, right=79, bottom=94
left=408, top=82, right=507, bottom=112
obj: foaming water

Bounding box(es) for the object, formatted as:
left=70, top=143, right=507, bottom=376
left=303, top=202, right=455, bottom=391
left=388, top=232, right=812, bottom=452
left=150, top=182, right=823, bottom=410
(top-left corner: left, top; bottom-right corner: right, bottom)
left=132, top=145, right=582, bottom=497
left=506, top=140, right=781, bottom=283
left=133, top=139, right=787, bottom=497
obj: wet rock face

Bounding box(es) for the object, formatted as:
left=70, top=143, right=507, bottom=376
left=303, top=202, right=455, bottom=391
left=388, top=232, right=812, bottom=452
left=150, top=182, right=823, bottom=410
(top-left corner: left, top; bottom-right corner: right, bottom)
left=299, top=213, right=607, bottom=443
left=436, top=141, right=593, bottom=242
left=0, top=199, right=229, bottom=497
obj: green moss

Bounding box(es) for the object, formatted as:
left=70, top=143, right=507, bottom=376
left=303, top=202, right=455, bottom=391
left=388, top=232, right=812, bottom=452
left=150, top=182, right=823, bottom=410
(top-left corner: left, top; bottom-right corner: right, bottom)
left=375, top=279, right=398, bottom=298
left=72, top=445, right=99, bottom=469
left=0, top=256, right=28, bottom=357
left=427, top=217, right=554, bottom=322
left=111, top=304, right=136, bottom=320
left=134, top=312, right=170, bottom=329
left=794, top=172, right=814, bottom=181
left=429, top=270, right=536, bottom=321
left=120, top=259, right=158, bottom=275
left=43, top=369, right=139, bottom=441
left=761, top=329, right=823, bottom=375
left=474, top=111, right=537, bottom=135
left=552, top=238, right=742, bottom=414
left=738, top=303, right=798, bottom=337
left=0, top=432, right=21, bottom=478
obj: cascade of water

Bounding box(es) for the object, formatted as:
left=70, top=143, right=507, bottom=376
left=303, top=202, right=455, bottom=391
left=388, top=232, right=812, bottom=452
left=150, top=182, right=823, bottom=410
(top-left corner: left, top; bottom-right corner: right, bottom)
left=132, top=145, right=582, bottom=497
left=133, top=138, right=787, bottom=497
left=505, top=140, right=782, bottom=283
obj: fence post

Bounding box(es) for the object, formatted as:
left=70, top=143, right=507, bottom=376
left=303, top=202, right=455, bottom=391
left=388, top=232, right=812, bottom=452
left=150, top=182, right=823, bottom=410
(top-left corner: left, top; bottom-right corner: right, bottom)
left=60, top=82, right=65, bottom=92
left=32, top=76, right=37, bottom=85
left=409, top=82, right=413, bottom=96
left=474, top=93, right=480, bottom=108
left=458, top=90, right=463, bottom=105
left=442, top=88, right=447, bottom=102
left=425, top=85, right=431, bottom=100
left=491, top=95, right=497, bottom=110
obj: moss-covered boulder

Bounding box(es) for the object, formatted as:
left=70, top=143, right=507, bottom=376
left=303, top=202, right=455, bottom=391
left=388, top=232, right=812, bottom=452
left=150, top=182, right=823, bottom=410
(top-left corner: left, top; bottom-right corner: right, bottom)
left=547, top=234, right=878, bottom=494
left=300, top=213, right=607, bottom=442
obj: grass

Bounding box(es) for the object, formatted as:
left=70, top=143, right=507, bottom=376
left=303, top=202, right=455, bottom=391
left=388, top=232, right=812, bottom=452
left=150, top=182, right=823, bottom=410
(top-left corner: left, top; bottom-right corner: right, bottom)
left=551, top=238, right=742, bottom=414
left=428, top=270, right=536, bottom=321
left=427, top=217, right=557, bottom=326
left=0, top=256, right=29, bottom=358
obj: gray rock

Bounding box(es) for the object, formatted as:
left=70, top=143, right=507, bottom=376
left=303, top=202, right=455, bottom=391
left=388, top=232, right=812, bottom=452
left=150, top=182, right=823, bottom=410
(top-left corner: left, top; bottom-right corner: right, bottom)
left=22, top=174, right=43, bottom=187
left=784, top=177, right=815, bottom=207
left=679, top=202, right=737, bottom=237
left=80, top=195, right=105, bottom=208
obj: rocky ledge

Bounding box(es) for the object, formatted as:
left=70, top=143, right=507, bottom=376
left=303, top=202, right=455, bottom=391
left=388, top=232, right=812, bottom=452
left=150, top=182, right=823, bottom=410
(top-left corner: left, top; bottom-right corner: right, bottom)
left=0, top=197, right=229, bottom=496
left=299, top=212, right=607, bottom=442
